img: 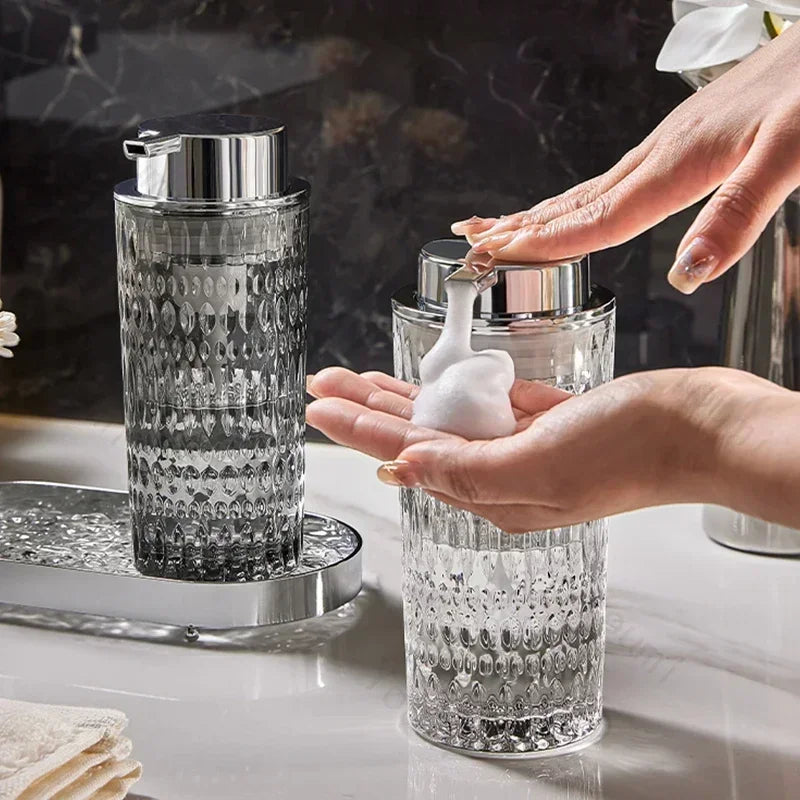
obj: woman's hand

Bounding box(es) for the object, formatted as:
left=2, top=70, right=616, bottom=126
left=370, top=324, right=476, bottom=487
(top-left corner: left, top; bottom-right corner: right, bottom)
left=452, top=23, right=800, bottom=295
left=306, top=366, right=800, bottom=532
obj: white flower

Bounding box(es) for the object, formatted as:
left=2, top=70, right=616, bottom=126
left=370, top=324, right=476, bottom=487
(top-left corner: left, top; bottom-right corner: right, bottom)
left=0, top=300, right=20, bottom=358
left=657, top=0, right=800, bottom=73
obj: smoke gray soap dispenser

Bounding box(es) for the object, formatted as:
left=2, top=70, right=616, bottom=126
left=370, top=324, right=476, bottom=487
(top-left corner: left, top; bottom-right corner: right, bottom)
left=115, top=114, right=310, bottom=582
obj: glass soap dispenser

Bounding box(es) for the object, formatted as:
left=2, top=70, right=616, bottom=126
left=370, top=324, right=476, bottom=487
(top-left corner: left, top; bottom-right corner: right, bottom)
left=392, top=239, right=616, bottom=755
left=115, top=114, right=310, bottom=582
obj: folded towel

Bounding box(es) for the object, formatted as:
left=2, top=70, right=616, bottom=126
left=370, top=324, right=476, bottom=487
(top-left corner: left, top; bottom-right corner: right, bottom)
left=0, top=698, right=141, bottom=800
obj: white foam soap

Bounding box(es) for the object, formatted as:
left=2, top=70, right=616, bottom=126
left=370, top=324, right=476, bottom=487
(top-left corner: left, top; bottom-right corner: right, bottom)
left=412, top=280, right=516, bottom=440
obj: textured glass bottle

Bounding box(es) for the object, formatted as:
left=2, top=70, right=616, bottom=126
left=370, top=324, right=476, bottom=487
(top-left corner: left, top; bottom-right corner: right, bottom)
left=115, top=115, right=309, bottom=581
left=393, top=240, right=615, bottom=755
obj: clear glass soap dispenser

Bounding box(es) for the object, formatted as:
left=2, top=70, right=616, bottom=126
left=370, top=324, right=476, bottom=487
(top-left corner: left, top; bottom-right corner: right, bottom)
left=392, top=239, right=615, bottom=755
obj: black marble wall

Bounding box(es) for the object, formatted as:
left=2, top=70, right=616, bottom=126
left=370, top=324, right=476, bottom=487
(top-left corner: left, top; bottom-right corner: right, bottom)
left=0, top=0, right=721, bottom=422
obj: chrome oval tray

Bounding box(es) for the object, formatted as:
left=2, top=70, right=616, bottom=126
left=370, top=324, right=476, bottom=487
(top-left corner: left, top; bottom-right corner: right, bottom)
left=0, top=481, right=362, bottom=632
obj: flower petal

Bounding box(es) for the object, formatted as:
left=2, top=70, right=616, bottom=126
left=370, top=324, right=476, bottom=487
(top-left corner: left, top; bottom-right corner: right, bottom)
left=674, top=0, right=752, bottom=15
left=657, top=6, right=763, bottom=71
left=673, top=2, right=710, bottom=23
left=748, top=1, right=800, bottom=14
left=0, top=332, right=20, bottom=347
left=0, top=347, right=14, bottom=358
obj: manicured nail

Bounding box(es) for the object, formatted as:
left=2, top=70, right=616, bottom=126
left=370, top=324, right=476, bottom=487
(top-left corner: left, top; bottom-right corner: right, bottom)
left=472, top=231, right=515, bottom=253
left=377, top=461, right=422, bottom=488
left=464, top=250, right=492, bottom=271
left=305, top=374, right=319, bottom=398
left=451, top=216, right=492, bottom=235
left=668, top=237, right=718, bottom=294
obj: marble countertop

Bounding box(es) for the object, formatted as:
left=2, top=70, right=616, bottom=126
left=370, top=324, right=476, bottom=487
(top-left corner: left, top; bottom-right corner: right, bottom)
left=0, top=413, right=798, bottom=799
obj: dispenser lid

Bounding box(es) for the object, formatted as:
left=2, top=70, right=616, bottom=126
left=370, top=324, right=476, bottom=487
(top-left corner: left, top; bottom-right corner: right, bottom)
left=123, top=113, right=289, bottom=202
left=418, top=238, right=590, bottom=317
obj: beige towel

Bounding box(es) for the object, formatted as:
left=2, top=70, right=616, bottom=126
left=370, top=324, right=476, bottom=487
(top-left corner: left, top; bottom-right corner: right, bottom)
left=0, top=699, right=141, bottom=800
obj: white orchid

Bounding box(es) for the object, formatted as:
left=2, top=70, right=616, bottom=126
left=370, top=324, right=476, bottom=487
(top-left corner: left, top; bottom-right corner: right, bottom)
left=0, top=300, right=20, bottom=358
left=657, top=0, right=799, bottom=73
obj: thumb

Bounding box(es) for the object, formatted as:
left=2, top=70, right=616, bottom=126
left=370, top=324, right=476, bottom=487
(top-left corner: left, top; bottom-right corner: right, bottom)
left=668, top=130, right=800, bottom=294
left=378, top=438, right=532, bottom=505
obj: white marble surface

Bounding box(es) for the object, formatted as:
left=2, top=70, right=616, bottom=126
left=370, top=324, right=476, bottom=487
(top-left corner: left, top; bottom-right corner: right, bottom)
left=0, top=413, right=799, bottom=799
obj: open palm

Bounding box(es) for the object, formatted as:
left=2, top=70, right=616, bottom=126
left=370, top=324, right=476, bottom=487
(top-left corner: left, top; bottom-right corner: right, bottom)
left=306, top=366, right=668, bottom=532
left=306, top=367, right=570, bottom=458
left=306, top=367, right=578, bottom=531
left=306, top=366, right=743, bottom=531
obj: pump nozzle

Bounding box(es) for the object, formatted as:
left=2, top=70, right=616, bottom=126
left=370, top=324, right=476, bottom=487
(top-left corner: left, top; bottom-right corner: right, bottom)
left=122, top=134, right=182, bottom=160
left=445, top=252, right=497, bottom=294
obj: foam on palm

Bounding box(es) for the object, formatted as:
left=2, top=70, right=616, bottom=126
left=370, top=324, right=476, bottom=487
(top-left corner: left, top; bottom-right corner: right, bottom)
left=412, top=281, right=516, bottom=440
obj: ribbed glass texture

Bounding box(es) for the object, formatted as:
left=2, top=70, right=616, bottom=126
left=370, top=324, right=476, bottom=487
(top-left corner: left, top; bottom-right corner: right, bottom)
left=393, top=297, right=615, bottom=754
left=115, top=195, right=308, bottom=581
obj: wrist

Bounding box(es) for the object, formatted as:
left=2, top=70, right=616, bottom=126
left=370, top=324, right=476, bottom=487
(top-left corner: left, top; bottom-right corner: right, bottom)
left=674, top=367, right=795, bottom=514
left=646, top=368, right=728, bottom=505
left=711, top=376, right=800, bottom=525
left=604, top=369, right=723, bottom=508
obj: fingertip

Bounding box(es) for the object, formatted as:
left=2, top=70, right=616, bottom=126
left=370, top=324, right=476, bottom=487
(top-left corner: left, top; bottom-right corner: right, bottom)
left=305, top=395, right=345, bottom=425
left=666, top=272, right=698, bottom=295
left=304, top=396, right=326, bottom=425
left=468, top=215, right=522, bottom=245
left=509, top=379, right=571, bottom=414
left=451, top=216, right=496, bottom=235
left=667, top=236, right=718, bottom=295
left=376, top=460, right=422, bottom=488
left=308, top=366, right=353, bottom=397
left=464, top=249, right=493, bottom=270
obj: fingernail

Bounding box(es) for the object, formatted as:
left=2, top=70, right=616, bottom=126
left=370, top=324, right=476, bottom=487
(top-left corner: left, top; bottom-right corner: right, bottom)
left=464, top=253, right=492, bottom=272
left=668, top=237, right=718, bottom=294
left=305, top=374, right=319, bottom=398
left=377, top=461, right=422, bottom=488
left=472, top=231, right=515, bottom=253
left=451, top=216, right=491, bottom=234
